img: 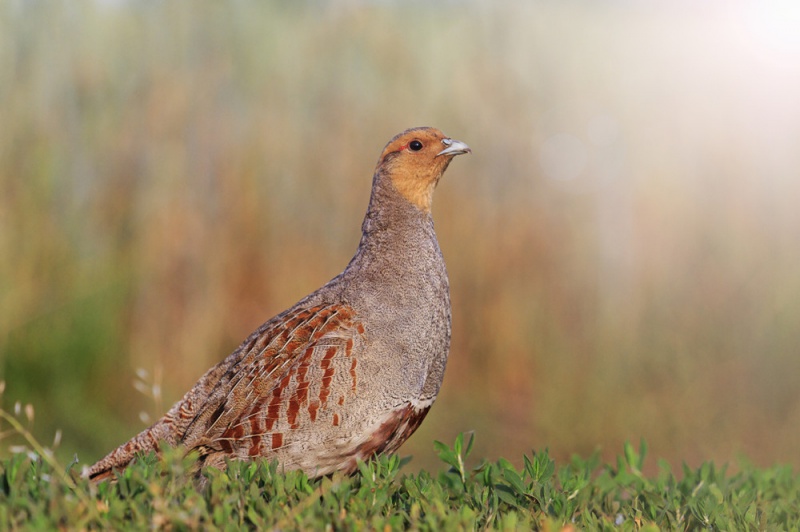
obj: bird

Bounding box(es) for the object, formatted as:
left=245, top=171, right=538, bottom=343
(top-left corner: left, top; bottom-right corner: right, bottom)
left=85, top=127, right=471, bottom=482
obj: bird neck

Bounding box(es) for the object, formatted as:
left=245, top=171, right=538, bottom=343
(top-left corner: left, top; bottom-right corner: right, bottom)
left=364, top=171, right=434, bottom=235
left=347, top=172, right=440, bottom=274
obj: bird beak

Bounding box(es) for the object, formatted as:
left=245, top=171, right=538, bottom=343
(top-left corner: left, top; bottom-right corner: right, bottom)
left=437, top=138, right=472, bottom=157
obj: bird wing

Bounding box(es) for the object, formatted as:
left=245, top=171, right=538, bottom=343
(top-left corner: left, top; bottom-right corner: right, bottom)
left=179, top=302, right=365, bottom=463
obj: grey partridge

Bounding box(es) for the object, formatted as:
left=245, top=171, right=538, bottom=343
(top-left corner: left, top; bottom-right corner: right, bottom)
left=85, top=127, right=471, bottom=482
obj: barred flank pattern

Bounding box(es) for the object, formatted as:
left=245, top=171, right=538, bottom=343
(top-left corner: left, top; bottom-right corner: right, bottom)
left=185, top=304, right=364, bottom=462
left=88, top=304, right=364, bottom=480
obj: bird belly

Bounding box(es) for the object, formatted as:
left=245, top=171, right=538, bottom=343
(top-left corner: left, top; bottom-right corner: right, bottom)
left=273, top=399, right=433, bottom=477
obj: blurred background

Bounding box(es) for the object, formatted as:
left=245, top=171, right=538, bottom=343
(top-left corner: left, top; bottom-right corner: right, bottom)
left=2, top=1, right=800, bottom=474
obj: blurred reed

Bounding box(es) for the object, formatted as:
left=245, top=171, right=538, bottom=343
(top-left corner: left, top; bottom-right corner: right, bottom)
left=2, top=1, right=800, bottom=473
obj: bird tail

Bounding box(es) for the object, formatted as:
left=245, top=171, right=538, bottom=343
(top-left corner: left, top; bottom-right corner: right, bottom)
left=83, top=419, right=174, bottom=482
left=83, top=350, right=234, bottom=481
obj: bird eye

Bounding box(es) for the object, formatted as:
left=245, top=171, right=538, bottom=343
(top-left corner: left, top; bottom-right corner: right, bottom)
left=409, top=140, right=423, bottom=151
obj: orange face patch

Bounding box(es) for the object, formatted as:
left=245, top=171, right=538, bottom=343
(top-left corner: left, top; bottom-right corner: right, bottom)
left=377, top=127, right=467, bottom=212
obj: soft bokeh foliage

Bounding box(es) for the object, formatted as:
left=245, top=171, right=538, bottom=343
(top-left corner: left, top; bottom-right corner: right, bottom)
left=2, top=1, right=800, bottom=473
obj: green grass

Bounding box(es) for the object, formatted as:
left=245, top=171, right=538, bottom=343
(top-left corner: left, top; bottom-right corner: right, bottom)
left=1, top=433, right=797, bottom=530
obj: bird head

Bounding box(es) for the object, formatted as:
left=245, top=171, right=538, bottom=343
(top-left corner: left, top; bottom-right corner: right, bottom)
left=376, top=127, right=471, bottom=213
